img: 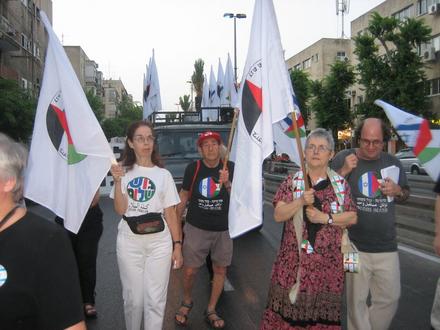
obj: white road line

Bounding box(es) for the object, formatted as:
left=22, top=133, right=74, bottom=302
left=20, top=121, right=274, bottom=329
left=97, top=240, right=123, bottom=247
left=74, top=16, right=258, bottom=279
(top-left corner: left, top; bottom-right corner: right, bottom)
left=398, top=243, right=440, bottom=264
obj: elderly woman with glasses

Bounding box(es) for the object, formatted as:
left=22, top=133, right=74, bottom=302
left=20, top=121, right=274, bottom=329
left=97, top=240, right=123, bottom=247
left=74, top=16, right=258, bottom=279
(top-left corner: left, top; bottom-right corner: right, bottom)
left=260, top=128, right=357, bottom=330
left=0, top=133, right=85, bottom=330
left=110, top=120, right=183, bottom=330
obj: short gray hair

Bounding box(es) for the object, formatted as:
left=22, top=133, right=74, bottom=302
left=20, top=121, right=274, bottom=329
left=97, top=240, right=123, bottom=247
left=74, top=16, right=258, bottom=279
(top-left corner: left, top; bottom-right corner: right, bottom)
left=0, top=133, right=28, bottom=202
left=305, top=128, right=335, bottom=151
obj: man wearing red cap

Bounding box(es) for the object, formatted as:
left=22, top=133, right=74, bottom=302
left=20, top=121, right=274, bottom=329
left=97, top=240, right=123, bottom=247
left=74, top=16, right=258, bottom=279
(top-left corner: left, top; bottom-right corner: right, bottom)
left=174, top=130, right=234, bottom=329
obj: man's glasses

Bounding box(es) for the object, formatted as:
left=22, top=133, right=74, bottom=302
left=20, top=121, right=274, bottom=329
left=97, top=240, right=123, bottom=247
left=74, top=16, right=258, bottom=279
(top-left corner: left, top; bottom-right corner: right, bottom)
left=359, top=138, right=383, bottom=147
left=133, top=135, right=155, bottom=144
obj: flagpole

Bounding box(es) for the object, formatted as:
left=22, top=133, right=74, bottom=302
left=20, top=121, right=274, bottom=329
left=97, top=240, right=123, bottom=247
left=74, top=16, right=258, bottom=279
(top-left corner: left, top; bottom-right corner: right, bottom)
left=222, top=108, right=239, bottom=173
left=291, top=111, right=309, bottom=190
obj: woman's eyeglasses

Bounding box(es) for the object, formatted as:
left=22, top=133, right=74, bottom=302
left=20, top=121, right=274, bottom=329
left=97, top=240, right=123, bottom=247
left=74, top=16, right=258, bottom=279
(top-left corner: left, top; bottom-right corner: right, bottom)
left=133, top=135, right=155, bottom=144
left=305, top=144, right=331, bottom=153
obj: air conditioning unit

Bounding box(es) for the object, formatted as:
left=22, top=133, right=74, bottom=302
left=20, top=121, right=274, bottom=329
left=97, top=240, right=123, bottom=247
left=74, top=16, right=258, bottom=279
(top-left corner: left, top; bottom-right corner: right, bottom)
left=423, top=47, right=437, bottom=62
left=429, top=3, right=440, bottom=15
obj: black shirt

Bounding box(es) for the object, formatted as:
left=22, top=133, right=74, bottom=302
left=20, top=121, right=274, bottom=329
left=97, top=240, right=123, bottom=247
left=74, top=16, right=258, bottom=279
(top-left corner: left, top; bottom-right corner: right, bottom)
left=182, top=160, right=234, bottom=231
left=0, top=212, right=84, bottom=329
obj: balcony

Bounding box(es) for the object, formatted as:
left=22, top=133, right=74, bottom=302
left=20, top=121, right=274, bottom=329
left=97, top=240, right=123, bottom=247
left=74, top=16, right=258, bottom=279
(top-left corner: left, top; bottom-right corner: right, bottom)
left=0, top=16, right=19, bottom=52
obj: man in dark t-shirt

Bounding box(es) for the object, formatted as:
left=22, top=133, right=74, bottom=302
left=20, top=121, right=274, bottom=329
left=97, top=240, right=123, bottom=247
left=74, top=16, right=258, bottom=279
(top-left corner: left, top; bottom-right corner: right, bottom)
left=331, top=118, right=409, bottom=330
left=175, top=131, right=234, bottom=329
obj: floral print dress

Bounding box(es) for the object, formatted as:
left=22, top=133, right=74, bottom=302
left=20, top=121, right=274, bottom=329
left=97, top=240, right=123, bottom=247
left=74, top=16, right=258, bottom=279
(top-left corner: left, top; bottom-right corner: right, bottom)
left=260, top=174, right=356, bottom=330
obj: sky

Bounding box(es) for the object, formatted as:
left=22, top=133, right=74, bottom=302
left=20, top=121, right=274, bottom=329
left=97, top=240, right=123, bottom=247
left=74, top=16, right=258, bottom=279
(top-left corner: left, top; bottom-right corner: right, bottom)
left=52, top=0, right=385, bottom=110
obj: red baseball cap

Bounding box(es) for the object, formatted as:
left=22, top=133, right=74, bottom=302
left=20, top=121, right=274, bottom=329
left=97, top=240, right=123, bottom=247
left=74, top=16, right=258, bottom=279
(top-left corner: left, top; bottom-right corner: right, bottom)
left=197, top=131, right=222, bottom=146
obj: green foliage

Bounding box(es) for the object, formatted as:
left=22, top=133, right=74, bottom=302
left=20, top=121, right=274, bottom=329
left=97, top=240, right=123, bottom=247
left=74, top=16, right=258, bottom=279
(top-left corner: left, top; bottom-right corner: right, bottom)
left=0, top=78, right=36, bottom=142
left=310, top=61, right=355, bottom=141
left=192, top=59, right=204, bottom=112
left=354, top=12, right=432, bottom=119
left=101, top=94, right=143, bottom=139
left=290, top=69, right=312, bottom=127
left=179, top=94, right=191, bottom=112
left=85, top=89, right=104, bottom=123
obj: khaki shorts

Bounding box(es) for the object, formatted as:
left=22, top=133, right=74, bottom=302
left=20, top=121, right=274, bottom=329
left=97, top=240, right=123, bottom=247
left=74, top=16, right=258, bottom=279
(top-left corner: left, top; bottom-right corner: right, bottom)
left=183, top=223, right=233, bottom=268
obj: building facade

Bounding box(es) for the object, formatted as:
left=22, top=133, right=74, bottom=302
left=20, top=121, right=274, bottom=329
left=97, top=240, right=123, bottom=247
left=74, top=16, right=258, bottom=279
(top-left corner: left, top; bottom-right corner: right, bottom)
left=102, top=79, right=128, bottom=118
left=0, top=0, right=52, bottom=95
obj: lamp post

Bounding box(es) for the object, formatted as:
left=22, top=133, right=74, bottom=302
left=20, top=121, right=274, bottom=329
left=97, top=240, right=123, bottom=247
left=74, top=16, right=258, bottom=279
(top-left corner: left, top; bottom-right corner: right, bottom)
left=223, top=13, right=246, bottom=83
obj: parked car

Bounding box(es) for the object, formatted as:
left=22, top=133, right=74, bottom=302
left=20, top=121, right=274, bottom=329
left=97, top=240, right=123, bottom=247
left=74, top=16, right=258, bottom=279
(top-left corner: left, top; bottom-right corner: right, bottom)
left=395, top=148, right=426, bottom=175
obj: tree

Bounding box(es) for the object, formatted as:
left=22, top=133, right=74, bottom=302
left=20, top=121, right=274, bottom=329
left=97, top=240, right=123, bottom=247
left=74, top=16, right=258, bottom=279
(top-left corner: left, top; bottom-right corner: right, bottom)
left=101, top=94, right=142, bottom=139
left=85, top=89, right=104, bottom=123
left=290, top=69, right=312, bottom=127
left=354, top=12, right=432, bottom=119
left=310, top=60, right=356, bottom=142
left=191, top=59, right=204, bottom=112
left=0, top=78, right=36, bottom=142
left=179, top=94, right=191, bottom=112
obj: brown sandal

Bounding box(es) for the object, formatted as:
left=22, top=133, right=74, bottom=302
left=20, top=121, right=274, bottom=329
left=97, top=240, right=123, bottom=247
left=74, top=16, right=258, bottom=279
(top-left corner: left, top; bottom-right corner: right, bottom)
left=205, top=310, right=225, bottom=329
left=174, top=301, right=193, bottom=327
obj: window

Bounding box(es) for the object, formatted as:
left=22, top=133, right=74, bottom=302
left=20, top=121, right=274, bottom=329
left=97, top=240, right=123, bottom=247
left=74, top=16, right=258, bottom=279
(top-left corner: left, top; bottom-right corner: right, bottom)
left=20, top=0, right=28, bottom=6
left=302, top=58, right=311, bottom=69
left=336, top=51, right=346, bottom=61
left=393, top=5, right=414, bottom=20
left=419, top=34, right=440, bottom=56
left=315, top=53, right=319, bottom=62
left=20, top=34, right=28, bottom=49
left=426, top=78, right=440, bottom=96
left=294, top=63, right=301, bottom=70
left=21, top=78, right=28, bottom=89
left=418, top=0, right=440, bottom=15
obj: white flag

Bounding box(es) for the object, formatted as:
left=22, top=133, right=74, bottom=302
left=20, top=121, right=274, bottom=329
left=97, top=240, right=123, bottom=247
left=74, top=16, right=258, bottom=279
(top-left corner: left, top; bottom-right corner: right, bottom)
left=375, top=99, right=440, bottom=181
left=142, top=63, right=149, bottom=118
left=24, top=11, right=114, bottom=234
left=208, top=65, right=219, bottom=107
left=201, top=74, right=210, bottom=108
left=143, top=50, right=162, bottom=119
left=229, top=0, right=300, bottom=237
left=223, top=53, right=238, bottom=107
left=217, top=58, right=225, bottom=105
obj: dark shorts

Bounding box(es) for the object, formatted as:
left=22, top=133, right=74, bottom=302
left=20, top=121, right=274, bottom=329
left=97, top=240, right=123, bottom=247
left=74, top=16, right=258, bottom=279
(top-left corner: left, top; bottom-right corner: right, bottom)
left=183, top=223, right=233, bottom=268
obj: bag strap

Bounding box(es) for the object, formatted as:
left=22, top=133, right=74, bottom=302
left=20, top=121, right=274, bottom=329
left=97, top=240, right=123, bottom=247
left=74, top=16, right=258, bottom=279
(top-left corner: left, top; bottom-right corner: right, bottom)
left=188, top=160, right=201, bottom=200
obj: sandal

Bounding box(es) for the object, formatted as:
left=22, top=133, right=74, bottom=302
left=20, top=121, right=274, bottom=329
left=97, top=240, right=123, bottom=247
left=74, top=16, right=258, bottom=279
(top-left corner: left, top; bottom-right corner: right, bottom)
left=205, top=310, right=225, bottom=329
left=84, top=304, right=97, bottom=319
left=174, top=301, right=193, bottom=327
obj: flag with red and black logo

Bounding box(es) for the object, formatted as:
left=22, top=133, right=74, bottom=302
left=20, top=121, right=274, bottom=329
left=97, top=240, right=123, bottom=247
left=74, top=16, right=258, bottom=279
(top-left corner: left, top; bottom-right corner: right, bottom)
left=24, top=11, right=114, bottom=234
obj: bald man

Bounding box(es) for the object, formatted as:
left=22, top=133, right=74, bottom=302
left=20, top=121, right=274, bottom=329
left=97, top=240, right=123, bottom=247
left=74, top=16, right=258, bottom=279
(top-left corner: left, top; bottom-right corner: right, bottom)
left=331, top=118, right=410, bottom=330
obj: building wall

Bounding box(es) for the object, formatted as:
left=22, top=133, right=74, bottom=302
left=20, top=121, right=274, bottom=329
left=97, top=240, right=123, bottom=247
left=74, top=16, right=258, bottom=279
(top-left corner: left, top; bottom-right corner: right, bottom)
left=0, top=0, right=52, bottom=95
left=103, top=79, right=128, bottom=118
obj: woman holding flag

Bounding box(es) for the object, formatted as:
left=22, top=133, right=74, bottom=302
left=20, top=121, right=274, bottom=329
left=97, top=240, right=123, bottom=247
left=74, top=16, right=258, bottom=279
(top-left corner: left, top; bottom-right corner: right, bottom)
left=110, top=120, right=183, bottom=330
left=260, top=128, right=357, bottom=330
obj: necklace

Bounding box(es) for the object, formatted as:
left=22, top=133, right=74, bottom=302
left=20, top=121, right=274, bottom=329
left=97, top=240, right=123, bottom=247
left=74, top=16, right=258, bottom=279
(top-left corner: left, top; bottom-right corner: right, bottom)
left=0, top=205, right=20, bottom=230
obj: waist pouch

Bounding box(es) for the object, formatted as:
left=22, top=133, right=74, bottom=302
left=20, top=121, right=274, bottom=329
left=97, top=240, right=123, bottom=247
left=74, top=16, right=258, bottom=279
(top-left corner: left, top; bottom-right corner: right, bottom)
left=123, top=212, right=165, bottom=235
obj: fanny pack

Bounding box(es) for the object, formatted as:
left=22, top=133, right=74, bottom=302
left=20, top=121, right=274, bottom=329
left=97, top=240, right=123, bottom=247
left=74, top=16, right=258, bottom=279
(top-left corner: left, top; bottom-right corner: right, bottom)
left=123, top=212, right=165, bottom=235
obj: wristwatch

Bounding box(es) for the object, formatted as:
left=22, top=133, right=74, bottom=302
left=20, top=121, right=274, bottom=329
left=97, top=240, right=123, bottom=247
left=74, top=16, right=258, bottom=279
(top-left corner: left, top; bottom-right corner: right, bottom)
left=327, top=214, right=334, bottom=225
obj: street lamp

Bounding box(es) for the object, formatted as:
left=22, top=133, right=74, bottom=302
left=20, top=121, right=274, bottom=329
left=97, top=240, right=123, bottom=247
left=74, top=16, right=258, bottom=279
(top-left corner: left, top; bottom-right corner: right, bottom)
left=223, top=12, right=246, bottom=83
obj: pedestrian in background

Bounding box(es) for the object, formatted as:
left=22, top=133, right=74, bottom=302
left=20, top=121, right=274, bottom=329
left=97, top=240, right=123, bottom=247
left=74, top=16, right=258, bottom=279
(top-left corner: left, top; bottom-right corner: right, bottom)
left=260, top=128, right=357, bottom=329
left=431, top=176, right=440, bottom=330
left=174, top=131, right=234, bottom=329
left=332, top=118, right=410, bottom=330
left=110, top=120, right=182, bottom=330
left=0, top=133, right=86, bottom=330
left=55, top=189, right=104, bottom=319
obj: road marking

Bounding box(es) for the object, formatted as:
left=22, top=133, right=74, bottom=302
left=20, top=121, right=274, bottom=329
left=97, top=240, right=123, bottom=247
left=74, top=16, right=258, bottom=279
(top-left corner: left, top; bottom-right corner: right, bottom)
left=223, top=277, right=234, bottom=292
left=398, top=243, right=440, bottom=264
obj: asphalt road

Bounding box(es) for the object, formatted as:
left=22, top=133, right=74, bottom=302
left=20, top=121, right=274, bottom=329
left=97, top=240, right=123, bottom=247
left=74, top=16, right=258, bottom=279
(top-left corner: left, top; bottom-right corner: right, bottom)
left=29, top=197, right=440, bottom=330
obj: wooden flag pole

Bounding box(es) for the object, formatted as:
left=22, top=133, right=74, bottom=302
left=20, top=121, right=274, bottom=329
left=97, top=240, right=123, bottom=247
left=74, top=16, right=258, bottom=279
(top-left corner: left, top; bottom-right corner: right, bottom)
left=290, top=110, right=309, bottom=190
left=222, top=108, right=239, bottom=171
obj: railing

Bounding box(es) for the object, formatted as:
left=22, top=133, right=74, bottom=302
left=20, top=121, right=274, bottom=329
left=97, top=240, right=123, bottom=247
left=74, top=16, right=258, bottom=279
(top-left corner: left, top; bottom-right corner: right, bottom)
left=150, top=107, right=234, bottom=126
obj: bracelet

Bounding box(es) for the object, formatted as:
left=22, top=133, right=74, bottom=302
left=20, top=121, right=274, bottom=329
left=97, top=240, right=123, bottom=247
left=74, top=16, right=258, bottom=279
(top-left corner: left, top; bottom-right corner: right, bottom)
left=173, top=240, right=183, bottom=247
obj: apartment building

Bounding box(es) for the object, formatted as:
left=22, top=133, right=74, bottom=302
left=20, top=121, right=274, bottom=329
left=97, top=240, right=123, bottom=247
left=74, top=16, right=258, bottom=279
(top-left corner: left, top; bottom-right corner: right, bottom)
left=0, top=0, right=52, bottom=95
left=351, top=0, right=440, bottom=116
left=102, top=79, right=128, bottom=118
left=286, top=0, right=440, bottom=131
left=64, top=45, right=103, bottom=98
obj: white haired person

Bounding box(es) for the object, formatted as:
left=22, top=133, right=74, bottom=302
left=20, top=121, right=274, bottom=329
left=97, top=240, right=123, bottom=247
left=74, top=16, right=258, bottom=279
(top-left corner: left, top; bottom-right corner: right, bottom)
left=0, top=133, right=85, bottom=330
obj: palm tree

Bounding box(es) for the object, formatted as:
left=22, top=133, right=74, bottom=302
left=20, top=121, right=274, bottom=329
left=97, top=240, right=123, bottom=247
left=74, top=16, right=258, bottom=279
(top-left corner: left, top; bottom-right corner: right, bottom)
left=179, top=94, right=191, bottom=112
left=191, top=59, right=204, bottom=112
